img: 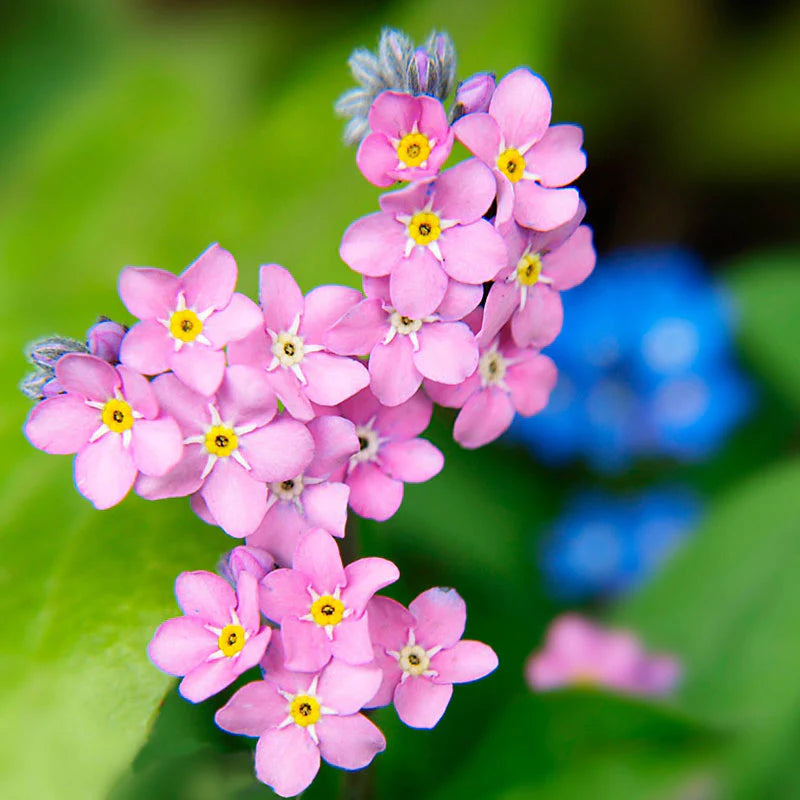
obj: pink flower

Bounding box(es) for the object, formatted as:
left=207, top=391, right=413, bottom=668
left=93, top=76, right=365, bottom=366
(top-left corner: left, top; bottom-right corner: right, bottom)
left=366, top=588, right=498, bottom=728
left=227, top=265, right=369, bottom=421
left=24, top=353, right=183, bottom=509
left=220, top=545, right=275, bottom=585
left=119, top=244, right=262, bottom=396
left=136, top=366, right=314, bottom=538
left=325, top=276, right=479, bottom=407
left=453, top=68, right=586, bottom=231
left=245, top=415, right=359, bottom=567
left=336, top=387, right=443, bottom=521
left=259, top=528, right=399, bottom=673
left=216, top=639, right=385, bottom=798
left=427, top=312, right=557, bottom=449
left=479, top=206, right=596, bottom=348
left=356, top=91, right=454, bottom=187
left=148, top=570, right=271, bottom=703
left=340, top=159, right=507, bottom=318
left=526, top=614, right=681, bottom=696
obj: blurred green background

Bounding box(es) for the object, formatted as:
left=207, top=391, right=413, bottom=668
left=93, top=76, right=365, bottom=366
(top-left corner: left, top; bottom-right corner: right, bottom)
left=1, top=0, right=798, bottom=797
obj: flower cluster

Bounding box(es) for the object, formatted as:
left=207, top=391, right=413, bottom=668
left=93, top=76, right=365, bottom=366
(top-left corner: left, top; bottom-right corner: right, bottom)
left=20, top=27, right=597, bottom=796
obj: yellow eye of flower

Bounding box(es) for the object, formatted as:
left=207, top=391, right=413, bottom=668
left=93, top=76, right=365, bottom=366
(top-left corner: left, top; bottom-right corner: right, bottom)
left=218, top=624, right=246, bottom=657
left=408, top=211, right=441, bottom=245
left=102, top=398, right=134, bottom=433
left=205, top=425, right=238, bottom=456
left=516, top=252, right=543, bottom=286
left=290, top=695, right=321, bottom=727
left=310, top=595, right=345, bottom=627
left=169, top=309, right=203, bottom=342
left=397, top=132, right=432, bottom=167
left=497, top=148, right=526, bottom=183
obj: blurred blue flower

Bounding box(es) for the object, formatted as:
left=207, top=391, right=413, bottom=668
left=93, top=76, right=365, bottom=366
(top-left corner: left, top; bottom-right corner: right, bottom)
left=509, top=248, right=754, bottom=471
left=541, top=487, right=702, bottom=601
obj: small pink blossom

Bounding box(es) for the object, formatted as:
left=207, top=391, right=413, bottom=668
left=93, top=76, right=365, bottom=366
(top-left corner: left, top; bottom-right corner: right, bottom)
left=356, top=91, right=454, bottom=187
left=479, top=206, right=596, bottom=348
left=119, top=244, right=262, bottom=396
left=220, top=545, right=275, bottom=585
left=526, top=614, right=681, bottom=696
left=227, top=265, right=369, bottom=421
left=148, top=570, right=271, bottom=703
left=86, top=319, right=126, bottom=363
left=24, top=353, right=183, bottom=509
left=136, top=366, right=314, bottom=538
left=259, top=528, right=399, bottom=673
left=366, top=588, right=498, bottom=728
left=325, top=276, right=479, bottom=407
left=426, top=311, right=557, bottom=449
left=336, top=387, right=443, bottom=521
left=453, top=67, right=586, bottom=231
left=245, top=415, right=359, bottom=567
left=340, top=159, right=507, bottom=318
left=216, top=639, right=385, bottom=798
left=454, top=72, right=496, bottom=116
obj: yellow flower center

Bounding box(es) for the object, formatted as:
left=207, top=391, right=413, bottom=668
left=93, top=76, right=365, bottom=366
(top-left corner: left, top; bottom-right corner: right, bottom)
left=101, top=398, right=134, bottom=433
left=310, top=595, right=345, bottom=627
left=397, top=132, right=432, bottom=167
left=169, top=309, right=203, bottom=343
left=398, top=644, right=430, bottom=676
left=516, top=252, right=543, bottom=286
left=290, top=695, right=321, bottom=727
left=408, top=211, right=441, bottom=245
left=204, top=425, right=238, bottom=456
left=218, top=624, right=246, bottom=657
left=497, top=148, right=526, bottom=183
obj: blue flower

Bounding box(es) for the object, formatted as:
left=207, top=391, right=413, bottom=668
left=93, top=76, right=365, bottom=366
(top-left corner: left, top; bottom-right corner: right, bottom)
left=540, top=487, right=702, bottom=601
left=509, top=248, right=754, bottom=471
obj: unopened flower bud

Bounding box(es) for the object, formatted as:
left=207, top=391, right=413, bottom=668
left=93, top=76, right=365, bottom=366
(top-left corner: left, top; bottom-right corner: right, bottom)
left=219, top=545, right=275, bottom=585
left=452, top=72, right=496, bottom=121
left=413, top=48, right=431, bottom=92
left=87, top=318, right=126, bottom=363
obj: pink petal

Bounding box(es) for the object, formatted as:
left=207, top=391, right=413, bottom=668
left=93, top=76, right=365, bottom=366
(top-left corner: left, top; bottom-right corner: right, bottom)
left=130, top=416, right=183, bottom=476
left=301, top=285, right=364, bottom=343
left=410, top=587, right=466, bottom=649
left=435, top=280, right=483, bottom=321
left=510, top=286, right=563, bottom=348
left=258, top=264, right=304, bottom=333
left=452, top=112, right=501, bottom=165
left=242, top=417, right=314, bottom=482
left=302, top=352, right=370, bottom=406
left=365, top=647, right=403, bottom=708
left=237, top=628, right=272, bottom=673
left=200, top=457, right=268, bottom=538
left=362, top=275, right=391, bottom=300
left=294, top=527, right=346, bottom=591
left=430, top=640, right=499, bottom=684
left=342, top=558, right=400, bottom=615
left=260, top=568, right=312, bottom=622
left=544, top=225, right=596, bottom=291
left=215, top=680, right=287, bottom=736
left=24, top=394, right=98, bottom=454
left=118, top=266, right=180, bottom=320
left=281, top=615, right=331, bottom=672
left=433, top=159, right=497, bottom=223
left=367, top=596, right=414, bottom=650
left=180, top=243, right=237, bottom=311
left=75, top=434, right=137, bottom=509
left=347, top=462, right=404, bottom=521
left=135, top=443, right=206, bottom=500
left=390, top=248, right=449, bottom=318
left=248, top=501, right=307, bottom=568
left=255, top=726, right=320, bottom=798
left=439, top=220, right=506, bottom=284
left=413, top=322, right=479, bottom=384
left=324, top=298, right=388, bottom=356
left=490, top=68, right=552, bottom=148
left=378, top=180, right=429, bottom=216
left=379, top=439, right=443, bottom=483
left=506, top=354, right=558, bottom=416
left=179, top=657, right=239, bottom=703
left=307, top=415, right=358, bottom=477
left=118, top=364, right=158, bottom=418
left=317, top=714, right=386, bottom=770
left=373, top=389, right=433, bottom=439
left=234, top=571, right=262, bottom=632
left=175, top=570, right=236, bottom=625
left=453, top=387, right=515, bottom=448
left=513, top=181, right=580, bottom=231
left=118, top=320, right=171, bottom=376
left=418, top=94, right=451, bottom=140
left=55, top=353, right=119, bottom=402
left=330, top=615, right=376, bottom=665
left=151, top=372, right=210, bottom=435
left=303, top=483, right=350, bottom=538
left=368, top=90, right=419, bottom=136
left=215, top=365, right=277, bottom=429
left=168, top=343, right=226, bottom=397
left=203, top=292, right=263, bottom=347
left=394, top=677, right=453, bottom=729
left=318, top=660, right=384, bottom=716
left=369, top=337, right=422, bottom=406
left=190, top=491, right=216, bottom=526
left=495, top=177, right=514, bottom=228
left=357, top=132, right=402, bottom=187
left=147, top=616, right=216, bottom=675
left=524, top=124, right=586, bottom=187
left=478, top=280, right=519, bottom=346
left=226, top=327, right=270, bottom=370
left=264, top=367, right=315, bottom=421
left=340, top=213, right=406, bottom=277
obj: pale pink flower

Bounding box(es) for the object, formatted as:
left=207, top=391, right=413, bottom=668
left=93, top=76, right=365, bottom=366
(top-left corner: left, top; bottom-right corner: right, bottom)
left=453, top=68, right=586, bottom=231
left=426, top=311, right=557, bottom=449
left=259, top=528, right=399, bottom=673
left=366, top=588, right=498, bottom=729
left=340, top=159, right=507, bottom=318
left=526, top=614, right=681, bottom=696
left=148, top=570, right=271, bottom=703
left=227, top=265, right=369, bottom=421
left=325, top=276, right=479, bottom=407
left=479, top=206, right=596, bottom=348
left=136, top=366, right=314, bottom=538
left=24, top=353, right=183, bottom=509
left=356, top=91, right=454, bottom=187
left=216, top=639, right=385, bottom=798
left=336, top=387, right=443, bottom=521
left=119, top=243, right=262, bottom=396
left=245, top=415, right=359, bottom=567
